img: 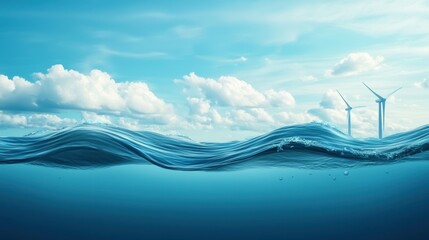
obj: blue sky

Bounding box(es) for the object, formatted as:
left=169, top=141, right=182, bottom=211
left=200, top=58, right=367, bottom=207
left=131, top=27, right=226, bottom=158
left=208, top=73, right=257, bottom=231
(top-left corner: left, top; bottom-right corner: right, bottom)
left=1, top=0, right=428, bottom=141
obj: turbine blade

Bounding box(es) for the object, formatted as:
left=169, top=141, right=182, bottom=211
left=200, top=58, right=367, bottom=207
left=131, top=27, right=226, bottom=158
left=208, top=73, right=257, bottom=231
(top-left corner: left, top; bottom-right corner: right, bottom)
left=352, top=106, right=366, bottom=109
left=382, top=102, right=386, bottom=130
left=362, top=82, right=384, bottom=100
left=336, top=90, right=351, bottom=108
left=386, top=87, right=402, bottom=99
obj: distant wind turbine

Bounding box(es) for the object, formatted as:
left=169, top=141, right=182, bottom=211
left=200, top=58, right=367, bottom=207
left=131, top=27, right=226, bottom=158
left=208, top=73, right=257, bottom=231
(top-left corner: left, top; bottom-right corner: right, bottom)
left=362, top=83, right=402, bottom=139
left=336, top=90, right=364, bottom=136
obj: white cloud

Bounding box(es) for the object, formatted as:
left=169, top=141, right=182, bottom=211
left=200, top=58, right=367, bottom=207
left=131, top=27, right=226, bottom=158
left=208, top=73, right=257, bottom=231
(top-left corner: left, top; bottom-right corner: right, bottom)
left=326, top=52, right=384, bottom=77
left=319, top=89, right=345, bottom=109
left=415, top=78, right=429, bottom=88
left=233, top=108, right=274, bottom=124
left=185, top=97, right=232, bottom=128
left=0, top=75, right=39, bottom=110
left=0, top=112, right=77, bottom=129
left=187, top=97, right=211, bottom=115
left=0, top=112, right=27, bottom=127
left=265, top=89, right=296, bottom=107
left=180, top=72, right=266, bottom=107
left=27, top=114, right=77, bottom=129
left=179, top=72, right=295, bottom=108
left=82, top=112, right=112, bottom=124
left=0, top=65, right=176, bottom=124
left=117, top=117, right=142, bottom=131
left=177, top=72, right=299, bottom=131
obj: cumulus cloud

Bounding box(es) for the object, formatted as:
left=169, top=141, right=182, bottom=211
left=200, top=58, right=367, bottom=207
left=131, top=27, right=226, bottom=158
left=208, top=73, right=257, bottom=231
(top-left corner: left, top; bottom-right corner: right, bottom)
left=187, top=97, right=211, bottom=115
left=415, top=78, right=429, bottom=89
left=176, top=72, right=298, bottom=131
left=264, top=89, right=296, bottom=107
left=0, top=112, right=76, bottom=129
left=0, top=65, right=175, bottom=124
left=319, top=89, right=345, bottom=109
left=82, top=112, right=112, bottom=124
left=0, top=112, right=27, bottom=128
left=178, top=72, right=295, bottom=108
left=179, top=72, right=266, bottom=107
left=326, top=52, right=384, bottom=76
left=233, top=108, right=274, bottom=124
left=185, top=97, right=232, bottom=128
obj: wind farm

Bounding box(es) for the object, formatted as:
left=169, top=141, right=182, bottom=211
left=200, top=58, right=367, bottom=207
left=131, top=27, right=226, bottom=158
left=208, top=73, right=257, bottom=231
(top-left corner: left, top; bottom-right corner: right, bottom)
left=337, top=84, right=401, bottom=139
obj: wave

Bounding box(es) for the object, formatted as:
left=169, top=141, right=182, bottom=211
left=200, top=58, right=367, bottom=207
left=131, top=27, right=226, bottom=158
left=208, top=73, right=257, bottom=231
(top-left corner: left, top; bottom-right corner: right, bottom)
left=0, top=123, right=428, bottom=170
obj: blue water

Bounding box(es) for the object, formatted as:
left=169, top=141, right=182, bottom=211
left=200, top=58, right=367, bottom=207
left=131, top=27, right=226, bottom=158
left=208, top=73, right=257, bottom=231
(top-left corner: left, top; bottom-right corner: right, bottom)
left=1, top=123, right=429, bottom=239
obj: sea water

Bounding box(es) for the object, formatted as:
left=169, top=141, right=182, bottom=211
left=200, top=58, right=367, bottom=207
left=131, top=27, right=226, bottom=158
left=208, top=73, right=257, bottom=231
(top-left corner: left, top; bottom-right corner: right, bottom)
left=1, top=123, right=428, bottom=239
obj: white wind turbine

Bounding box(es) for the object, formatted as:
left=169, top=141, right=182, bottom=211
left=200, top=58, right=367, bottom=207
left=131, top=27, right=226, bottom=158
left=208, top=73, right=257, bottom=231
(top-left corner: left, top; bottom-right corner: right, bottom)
left=336, top=90, right=364, bottom=136
left=362, top=83, right=402, bottom=139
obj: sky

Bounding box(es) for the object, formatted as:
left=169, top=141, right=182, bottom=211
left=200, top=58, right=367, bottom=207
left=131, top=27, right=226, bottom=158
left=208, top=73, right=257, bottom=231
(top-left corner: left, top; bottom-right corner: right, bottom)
left=0, top=0, right=428, bottom=141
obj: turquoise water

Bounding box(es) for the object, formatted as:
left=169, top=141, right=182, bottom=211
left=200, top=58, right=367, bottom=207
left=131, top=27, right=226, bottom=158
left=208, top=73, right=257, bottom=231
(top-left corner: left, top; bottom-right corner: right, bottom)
left=1, top=123, right=429, bottom=239
left=1, top=163, right=429, bottom=239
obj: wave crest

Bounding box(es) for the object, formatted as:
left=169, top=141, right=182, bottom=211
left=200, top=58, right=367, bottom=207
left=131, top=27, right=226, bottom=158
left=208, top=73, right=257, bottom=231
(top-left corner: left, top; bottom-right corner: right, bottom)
left=1, top=123, right=428, bottom=170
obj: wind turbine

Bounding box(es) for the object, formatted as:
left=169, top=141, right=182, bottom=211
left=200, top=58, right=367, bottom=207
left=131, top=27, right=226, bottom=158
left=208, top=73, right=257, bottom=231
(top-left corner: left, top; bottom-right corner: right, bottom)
left=362, top=83, right=402, bottom=139
left=336, top=90, right=364, bottom=136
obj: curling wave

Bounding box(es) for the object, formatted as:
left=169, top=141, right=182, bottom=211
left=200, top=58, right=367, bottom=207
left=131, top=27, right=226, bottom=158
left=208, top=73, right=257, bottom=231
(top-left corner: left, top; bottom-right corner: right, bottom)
left=0, top=123, right=428, bottom=170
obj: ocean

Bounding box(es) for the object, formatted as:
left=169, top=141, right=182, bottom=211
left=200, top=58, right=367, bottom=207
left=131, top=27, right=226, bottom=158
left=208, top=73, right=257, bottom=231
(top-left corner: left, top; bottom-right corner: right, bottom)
left=1, top=123, right=428, bottom=239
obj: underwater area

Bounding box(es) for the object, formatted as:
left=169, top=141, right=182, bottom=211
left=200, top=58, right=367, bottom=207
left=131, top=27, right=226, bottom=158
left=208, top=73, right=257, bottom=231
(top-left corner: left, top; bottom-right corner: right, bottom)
left=1, top=123, right=429, bottom=239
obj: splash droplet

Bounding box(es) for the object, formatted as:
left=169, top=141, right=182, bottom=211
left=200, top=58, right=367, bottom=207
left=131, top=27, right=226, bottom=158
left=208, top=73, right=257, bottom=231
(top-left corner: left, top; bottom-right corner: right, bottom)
left=343, top=170, right=349, bottom=176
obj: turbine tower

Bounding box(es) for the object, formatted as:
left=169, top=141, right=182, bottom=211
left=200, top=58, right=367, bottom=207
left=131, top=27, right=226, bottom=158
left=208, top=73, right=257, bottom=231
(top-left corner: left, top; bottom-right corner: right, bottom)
left=336, top=90, right=364, bottom=136
left=362, top=83, right=401, bottom=139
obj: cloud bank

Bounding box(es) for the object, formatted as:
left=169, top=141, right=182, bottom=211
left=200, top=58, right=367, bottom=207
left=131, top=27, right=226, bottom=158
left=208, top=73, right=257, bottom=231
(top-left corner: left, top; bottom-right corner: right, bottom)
left=0, top=111, right=76, bottom=129
left=0, top=65, right=175, bottom=124
left=174, top=72, right=310, bottom=131
left=0, top=64, right=408, bottom=139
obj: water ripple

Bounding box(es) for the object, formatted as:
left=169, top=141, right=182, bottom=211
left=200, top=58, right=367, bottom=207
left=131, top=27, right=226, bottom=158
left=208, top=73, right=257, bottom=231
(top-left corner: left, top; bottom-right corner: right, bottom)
left=1, top=123, right=428, bottom=170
